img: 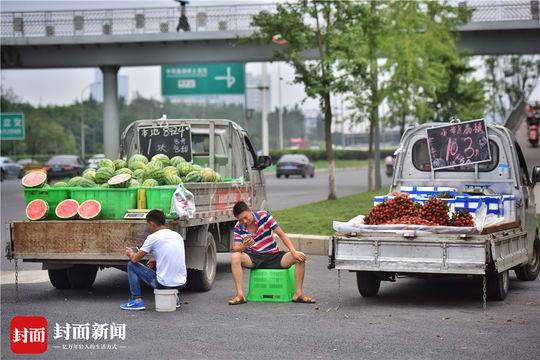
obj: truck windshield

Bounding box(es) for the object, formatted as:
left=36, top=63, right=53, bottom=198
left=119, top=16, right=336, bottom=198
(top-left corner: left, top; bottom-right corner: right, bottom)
left=412, top=138, right=499, bottom=172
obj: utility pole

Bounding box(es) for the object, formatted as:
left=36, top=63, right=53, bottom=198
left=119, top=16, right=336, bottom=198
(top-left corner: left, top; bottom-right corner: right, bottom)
left=260, top=62, right=269, bottom=155
left=277, top=62, right=284, bottom=150
left=80, top=81, right=100, bottom=160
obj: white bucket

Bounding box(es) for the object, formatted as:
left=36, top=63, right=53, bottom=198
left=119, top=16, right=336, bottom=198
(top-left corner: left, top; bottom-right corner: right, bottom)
left=154, top=289, right=178, bottom=312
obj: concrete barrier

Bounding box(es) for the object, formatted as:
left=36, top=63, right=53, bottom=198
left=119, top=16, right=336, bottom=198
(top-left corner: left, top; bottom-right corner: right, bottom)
left=274, top=234, right=330, bottom=256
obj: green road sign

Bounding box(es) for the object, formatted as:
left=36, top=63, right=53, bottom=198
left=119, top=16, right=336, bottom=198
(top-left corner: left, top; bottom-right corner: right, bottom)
left=0, top=112, right=25, bottom=140
left=162, top=63, right=245, bottom=96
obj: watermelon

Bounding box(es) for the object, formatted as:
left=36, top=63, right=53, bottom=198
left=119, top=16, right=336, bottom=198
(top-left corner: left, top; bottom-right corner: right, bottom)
left=83, top=168, right=94, bottom=175
left=177, top=162, right=193, bottom=177
left=101, top=183, right=110, bottom=188
left=147, top=160, right=163, bottom=169
left=201, top=168, right=215, bottom=182
left=52, top=181, right=68, bottom=188
left=164, top=174, right=183, bottom=185
left=42, top=184, right=50, bottom=188
left=26, top=199, right=49, bottom=221
left=82, top=170, right=97, bottom=182
left=128, top=154, right=148, bottom=165
left=78, top=178, right=97, bottom=188
left=128, top=160, right=147, bottom=172
left=78, top=199, right=101, bottom=220
left=163, top=166, right=179, bottom=177
left=142, top=179, right=159, bottom=187
left=55, top=199, right=79, bottom=219
left=151, top=154, right=170, bottom=167
left=144, top=166, right=164, bottom=182
left=170, top=156, right=186, bottom=167
left=113, top=159, right=127, bottom=170
left=192, top=164, right=202, bottom=172
left=98, top=158, right=115, bottom=170
left=185, top=171, right=203, bottom=183
left=115, top=168, right=133, bottom=176
left=130, top=179, right=141, bottom=187
left=21, top=171, right=47, bottom=188
left=132, top=168, right=145, bottom=180
left=108, top=173, right=132, bottom=188
left=213, top=172, right=223, bottom=182
left=68, top=176, right=84, bottom=187
left=95, top=167, right=114, bottom=184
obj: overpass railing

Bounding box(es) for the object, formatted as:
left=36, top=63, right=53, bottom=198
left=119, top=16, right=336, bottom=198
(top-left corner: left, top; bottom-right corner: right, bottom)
left=1, top=1, right=538, bottom=39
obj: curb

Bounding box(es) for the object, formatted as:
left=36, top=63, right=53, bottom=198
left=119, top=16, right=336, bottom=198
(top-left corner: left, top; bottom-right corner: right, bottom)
left=274, top=233, right=330, bottom=256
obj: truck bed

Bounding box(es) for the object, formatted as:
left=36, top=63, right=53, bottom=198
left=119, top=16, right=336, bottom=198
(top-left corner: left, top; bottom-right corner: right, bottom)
left=330, top=226, right=528, bottom=275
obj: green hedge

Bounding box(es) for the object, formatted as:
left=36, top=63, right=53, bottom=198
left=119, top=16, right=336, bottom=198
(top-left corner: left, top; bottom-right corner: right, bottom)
left=269, top=148, right=396, bottom=162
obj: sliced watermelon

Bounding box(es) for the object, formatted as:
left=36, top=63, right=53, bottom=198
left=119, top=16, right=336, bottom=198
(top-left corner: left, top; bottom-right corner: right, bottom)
left=78, top=200, right=101, bottom=220
left=55, top=199, right=79, bottom=219
left=26, top=199, right=49, bottom=221
left=21, top=171, right=47, bottom=188
left=108, top=173, right=132, bottom=188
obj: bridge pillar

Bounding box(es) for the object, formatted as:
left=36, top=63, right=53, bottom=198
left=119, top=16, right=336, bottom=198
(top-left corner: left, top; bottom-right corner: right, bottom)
left=101, top=65, right=120, bottom=159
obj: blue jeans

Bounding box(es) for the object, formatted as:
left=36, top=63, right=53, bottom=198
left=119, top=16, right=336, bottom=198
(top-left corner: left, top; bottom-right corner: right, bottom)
left=127, top=261, right=186, bottom=299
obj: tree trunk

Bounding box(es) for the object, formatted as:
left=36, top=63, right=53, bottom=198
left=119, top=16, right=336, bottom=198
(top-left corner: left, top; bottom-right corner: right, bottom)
left=323, top=92, right=337, bottom=200
left=368, top=19, right=382, bottom=190
left=368, top=124, right=373, bottom=192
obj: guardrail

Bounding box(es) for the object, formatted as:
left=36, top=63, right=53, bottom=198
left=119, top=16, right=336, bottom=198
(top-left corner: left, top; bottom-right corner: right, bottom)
left=0, top=1, right=538, bottom=39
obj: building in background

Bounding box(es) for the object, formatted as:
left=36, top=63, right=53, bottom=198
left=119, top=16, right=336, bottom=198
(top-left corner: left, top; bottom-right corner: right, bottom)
left=90, top=69, right=129, bottom=102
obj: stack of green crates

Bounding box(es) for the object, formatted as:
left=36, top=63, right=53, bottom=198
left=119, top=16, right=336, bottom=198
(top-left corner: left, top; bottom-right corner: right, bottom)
left=70, top=188, right=138, bottom=219
left=247, top=265, right=296, bottom=302
left=24, top=187, right=71, bottom=220
left=145, top=186, right=177, bottom=218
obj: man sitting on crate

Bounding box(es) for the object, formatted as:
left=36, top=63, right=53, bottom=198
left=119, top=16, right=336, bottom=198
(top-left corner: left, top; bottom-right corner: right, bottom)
left=228, top=201, right=316, bottom=305
left=120, top=209, right=187, bottom=311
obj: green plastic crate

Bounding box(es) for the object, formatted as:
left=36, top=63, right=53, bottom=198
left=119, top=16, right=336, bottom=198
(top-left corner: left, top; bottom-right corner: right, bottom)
left=247, top=265, right=296, bottom=302
left=24, top=187, right=71, bottom=219
left=70, top=188, right=138, bottom=219
left=145, top=186, right=177, bottom=218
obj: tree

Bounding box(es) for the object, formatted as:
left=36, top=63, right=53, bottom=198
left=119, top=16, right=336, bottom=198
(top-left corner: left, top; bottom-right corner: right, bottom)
left=249, top=0, right=348, bottom=200
left=484, top=55, right=540, bottom=123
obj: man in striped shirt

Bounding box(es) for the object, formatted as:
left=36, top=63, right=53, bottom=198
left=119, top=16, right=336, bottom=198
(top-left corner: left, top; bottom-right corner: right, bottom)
left=228, top=201, right=316, bottom=305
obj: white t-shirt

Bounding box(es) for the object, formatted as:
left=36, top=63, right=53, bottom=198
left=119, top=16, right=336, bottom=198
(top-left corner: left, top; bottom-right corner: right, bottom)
left=140, top=228, right=186, bottom=287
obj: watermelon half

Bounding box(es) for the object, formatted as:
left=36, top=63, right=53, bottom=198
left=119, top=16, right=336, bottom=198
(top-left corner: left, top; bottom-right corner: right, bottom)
left=26, top=199, right=49, bottom=221
left=55, top=199, right=79, bottom=219
left=108, top=173, right=132, bottom=188
left=78, top=199, right=101, bottom=220
left=21, top=171, right=47, bottom=188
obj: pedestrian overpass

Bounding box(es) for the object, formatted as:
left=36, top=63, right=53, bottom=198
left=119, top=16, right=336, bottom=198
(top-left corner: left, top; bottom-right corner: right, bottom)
left=1, top=0, right=539, bottom=157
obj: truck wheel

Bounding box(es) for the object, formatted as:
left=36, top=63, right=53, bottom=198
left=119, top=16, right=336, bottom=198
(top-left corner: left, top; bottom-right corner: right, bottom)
left=187, top=233, right=216, bottom=292
left=356, top=271, right=381, bottom=297
left=66, top=265, right=98, bottom=289
left=48, top=269, right=71, bottom=289
left=486, top=269, right=509, bottom=301
left=514, top=236, right=540, bottom=281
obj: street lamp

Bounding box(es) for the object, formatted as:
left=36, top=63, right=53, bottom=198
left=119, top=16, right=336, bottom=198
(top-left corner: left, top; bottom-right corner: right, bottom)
left=80, top=81, right=101, bottom=160
left=277, top=62, right=284, bottom=150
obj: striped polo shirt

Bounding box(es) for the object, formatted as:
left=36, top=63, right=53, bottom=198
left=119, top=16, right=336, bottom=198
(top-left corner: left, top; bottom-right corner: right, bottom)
left=233, top=210, right=280, bottom=254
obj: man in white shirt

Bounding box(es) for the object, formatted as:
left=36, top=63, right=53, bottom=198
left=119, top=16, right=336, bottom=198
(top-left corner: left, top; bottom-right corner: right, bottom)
left=120, top=210, right=187, bottom=311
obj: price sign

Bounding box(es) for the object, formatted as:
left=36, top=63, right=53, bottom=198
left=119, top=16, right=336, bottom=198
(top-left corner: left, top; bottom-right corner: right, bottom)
left=427, top=119, right=491, bottom=170
left=138, top=125, right=192, bottom=162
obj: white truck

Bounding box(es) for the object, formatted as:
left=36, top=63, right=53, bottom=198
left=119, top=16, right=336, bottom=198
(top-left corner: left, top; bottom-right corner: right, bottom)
left=329, top=123, right=539, bottom=300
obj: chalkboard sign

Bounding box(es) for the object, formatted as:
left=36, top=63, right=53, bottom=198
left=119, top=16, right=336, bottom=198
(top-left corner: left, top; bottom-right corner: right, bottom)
left=427, top=119, right=491, bottom=170
left=138, top=125, right=193, bottom=162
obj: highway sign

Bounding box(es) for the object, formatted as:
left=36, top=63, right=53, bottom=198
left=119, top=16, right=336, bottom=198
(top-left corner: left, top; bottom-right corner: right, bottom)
left=161, top=63, right=245, bottom=96
left=0, top=112, right=25, bottom=140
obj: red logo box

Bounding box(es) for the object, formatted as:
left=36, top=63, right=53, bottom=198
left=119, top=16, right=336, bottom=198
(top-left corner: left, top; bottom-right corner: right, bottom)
left=10, top=316, right=48, bottom=354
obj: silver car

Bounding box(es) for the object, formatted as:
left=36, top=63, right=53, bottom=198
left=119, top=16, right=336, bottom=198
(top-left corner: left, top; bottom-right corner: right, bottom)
left=0, top=156, right=23, bottom=181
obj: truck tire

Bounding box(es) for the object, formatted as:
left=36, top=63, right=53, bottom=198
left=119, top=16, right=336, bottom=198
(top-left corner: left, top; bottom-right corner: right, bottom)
left=486, top=269, right=509, bottom=301
left=514, top=236, right=540, bottom=281
left=187, top=233, right=216, bottom=292
left=356, top=271, right=381, bottom=297
left=66, top=265, right=98, bottom=289
left=48, top=269, right=71, bottom=289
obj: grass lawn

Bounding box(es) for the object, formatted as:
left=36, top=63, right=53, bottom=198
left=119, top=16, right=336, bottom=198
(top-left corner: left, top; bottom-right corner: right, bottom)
left=272, top=189, right=388, bottom=236
left=264, top=159, right=382, bottom=173
left=272, top=191, right=540, bottom=237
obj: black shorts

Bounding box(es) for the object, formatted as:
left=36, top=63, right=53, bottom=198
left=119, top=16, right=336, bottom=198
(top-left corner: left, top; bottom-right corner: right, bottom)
left=246, top=251, right=287, bottom=269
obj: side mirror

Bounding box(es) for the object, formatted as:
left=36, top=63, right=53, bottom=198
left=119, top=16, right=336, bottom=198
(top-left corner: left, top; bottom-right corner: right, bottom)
left=532, top=166, right=540, bottom=185
left=256, top=155, right=272, bottom=170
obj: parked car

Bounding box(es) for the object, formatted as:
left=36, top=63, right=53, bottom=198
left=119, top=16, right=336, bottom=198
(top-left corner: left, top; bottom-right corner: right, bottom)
left=45, top=155, right=86, bottom=179
left=276, top=154, right=315, bottom=178
left=87, top=154, right=106, bottom=170
left=0, top=156, right=23, bottom=181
